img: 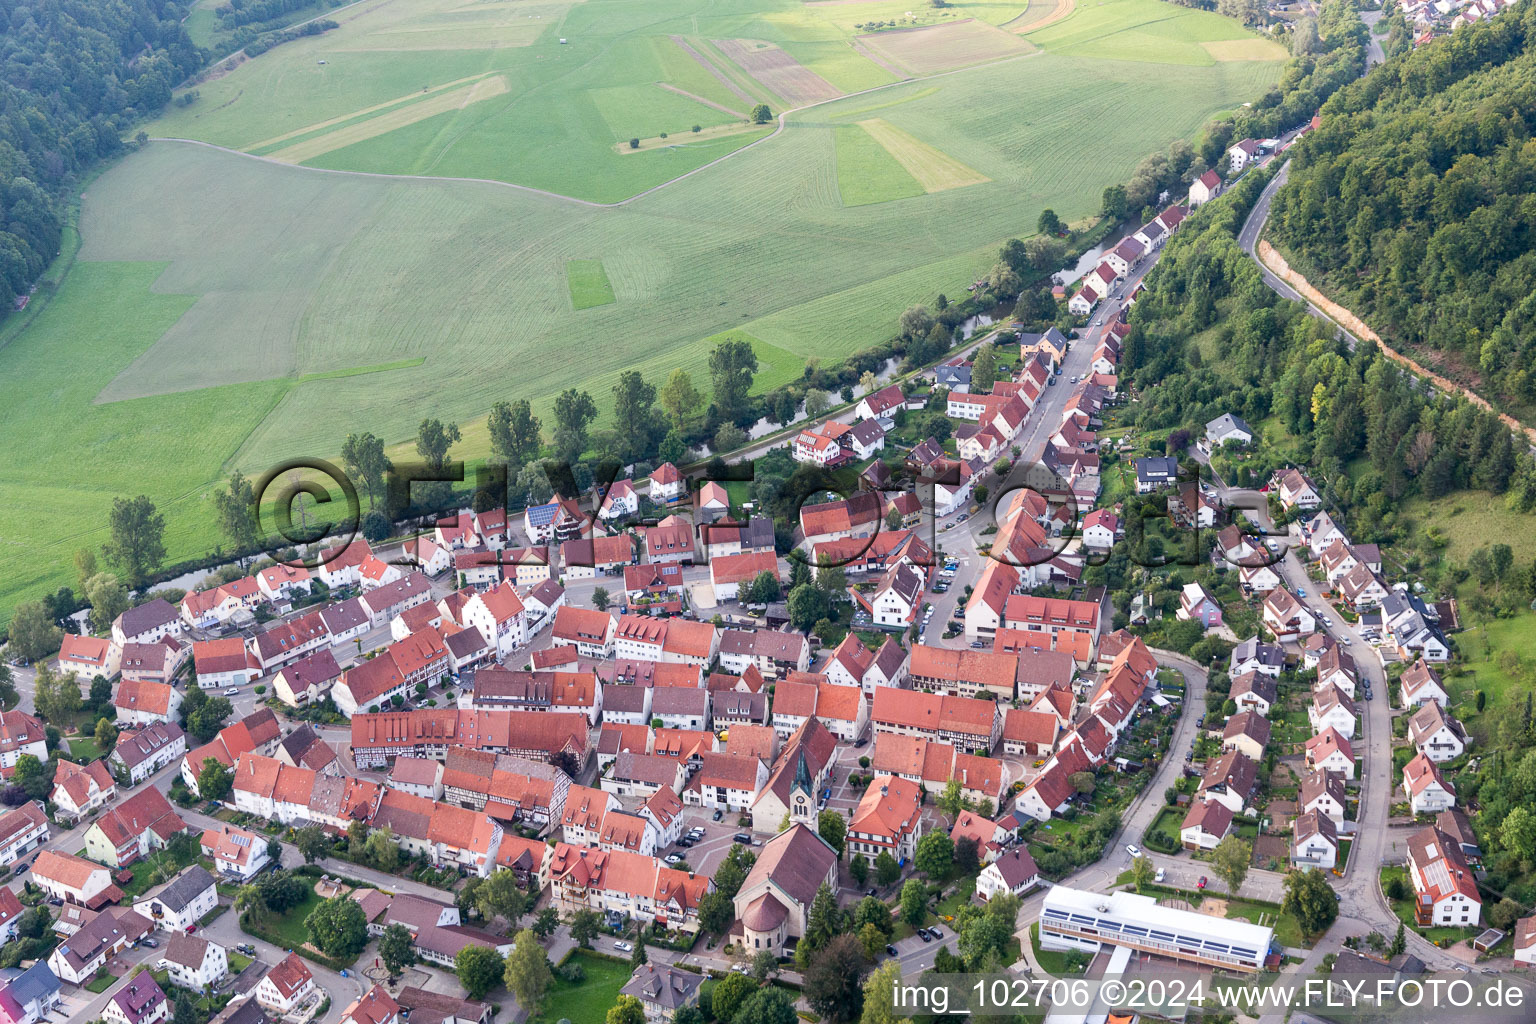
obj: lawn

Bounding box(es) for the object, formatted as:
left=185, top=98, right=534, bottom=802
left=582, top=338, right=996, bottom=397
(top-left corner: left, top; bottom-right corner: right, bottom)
left=1450, top=609, right=1536, bottom=742
left=1222, top=898, right=1305, bottom=949
left=85, top=971, right=116, bottom=993
left=1029, top=921, right=1085, bottom=975
left=532, top=950, right=634, bottom=1024
left=111, top=846, right=206, bottom=901
left=0, top=0, right=1286, bottom=623
left=243, top=888, right=324, bottom=950
left=68, top=737, right=105, bottom=763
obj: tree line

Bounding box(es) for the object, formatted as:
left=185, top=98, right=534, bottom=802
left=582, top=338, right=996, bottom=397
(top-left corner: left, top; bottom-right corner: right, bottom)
left=0, top=0, right=202, bottom=312
left=1269, top=0, right=1536, bottom=426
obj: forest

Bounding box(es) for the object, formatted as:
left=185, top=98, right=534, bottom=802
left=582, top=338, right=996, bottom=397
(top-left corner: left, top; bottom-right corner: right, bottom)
left=0, top=0, right=199, bottom=310
left=1270, top=0, right=1536, bottom=423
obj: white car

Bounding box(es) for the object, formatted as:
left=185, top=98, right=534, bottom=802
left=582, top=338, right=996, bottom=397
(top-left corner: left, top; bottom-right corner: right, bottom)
left=1125, top=844, right=1141, bottom=858
left=664, top=854, right=683, bottom=865
left=1155, top=868, right=1165, bottom=883
left=223, top=688, right=240, bottom=696
left=615, top=941, right=633, bottom=953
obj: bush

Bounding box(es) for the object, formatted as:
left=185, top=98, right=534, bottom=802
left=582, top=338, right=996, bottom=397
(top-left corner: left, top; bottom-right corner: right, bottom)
left=629, top=138, right=640, bottom=149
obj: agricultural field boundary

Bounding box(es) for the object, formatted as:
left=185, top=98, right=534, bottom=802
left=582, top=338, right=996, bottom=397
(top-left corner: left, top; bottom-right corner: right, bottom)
left=147, top=48, right=1045, bottom=210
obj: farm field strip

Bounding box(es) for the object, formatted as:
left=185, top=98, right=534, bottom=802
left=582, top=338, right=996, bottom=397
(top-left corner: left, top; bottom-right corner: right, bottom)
left=246, top=72, right=501, bottom=152
left=1003, top=0, right=1075, bottom=33
left=713, top=38, right=844, bottom=106
left=856, top=117, right=989, bottom=191
left=656, top=83, right=747, bottom=118
left=855, top=18, right=1033, bottom=74
left=269, top=76, right=511, bottom=164
left=666, top=35, right=760, bottom=108
left=833, top=122, right=925, bottom=206
left=616, top=119, right=763, bottom=153
left=0, top=0, right=1294, bottom=618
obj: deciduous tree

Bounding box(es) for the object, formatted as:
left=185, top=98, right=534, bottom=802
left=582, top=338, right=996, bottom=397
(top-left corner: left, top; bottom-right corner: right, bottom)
left=455, top=944, right=505, bottom=1000
left=305, top=896, right=369, bottom=957
left=661, top=369, right=704, bottom=430
left=5, top=603, right=60, bottom=664
left=553, top=389, right=598, bottom=464
left=1281, top=867, right=1338, bottom=936
left=818, top=809, right=847, bottom=857
left=804, top=933, right=871, bottom=1024
left=710, top=337, right=759, bottom=421
left=103, top=495, right=166, bottom=586
left=342, top=432, right=392, bottom=508
left=379, top=923, right=415, bottom=980
left=502, top=929, right=551, bottom=1011
left=488, top=400, right=543, bottom=476
left=1212, top=835, right=1251, bottom=895
left=213, top=470, right=260, bottom=556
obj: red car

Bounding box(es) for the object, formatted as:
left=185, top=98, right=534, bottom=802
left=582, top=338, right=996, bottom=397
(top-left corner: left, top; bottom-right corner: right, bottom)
left=1197, top=876, right=1208, bottom=890
left=186, top=925, right=198, bottom=934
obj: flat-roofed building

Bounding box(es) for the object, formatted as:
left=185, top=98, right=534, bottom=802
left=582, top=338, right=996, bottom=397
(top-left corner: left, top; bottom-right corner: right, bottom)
left=1039, top=885, right=1273, bottom=973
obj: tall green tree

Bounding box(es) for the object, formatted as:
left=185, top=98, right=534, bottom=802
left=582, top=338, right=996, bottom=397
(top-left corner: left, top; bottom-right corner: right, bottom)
left=661, top=369, right=704, bottom=429
left=710, top=972, right=756, bottom=1023
left=709, top=337, right=759, bottom=421
left=477, top=869, right=529, bottom=928
left=379, top=923, right=416, bottom=980
left=212, top=470, right=260, bottom=556
left=899, top=879, right=926, bottom=927
left=502, top=928, right=552, bottom=1012
left=553, top=388, right=598, bottom=465
left=804, top=933, right=871, bottom=1024
left=735, top=987, right=797, bottom=1024
left=914, top=832, right=953, bottom=879
left=103, top=495, right=166, bottom=586
left=197, top=758, right=234, bottom=802
left=1212, top=835, right=1252, bottom=895
left=414, top=419, right=462, bottom=509
left=488, top=399, right=543, bottom=475
left=1037, top=209, right=1062, bottom=235
left=818, top=809, right=847, bottom=857
left=607, top=996, right=646, bottom=1024
left=971, top=343, right=998, bottom=394
left=612, top=370, right=659, bottom=462
left=85, top=574, right=130, bottom=634
left=341, top=432, right=392, bottom=509
left=1281, top=868, right=1339, bottom=936
left=31, top=665, right=81, bottom=727
left=305, top=896, right=369, bottom=957
left=455, top=945, right=505, bottom=1000
left=7, top=601, right=61, bottom=662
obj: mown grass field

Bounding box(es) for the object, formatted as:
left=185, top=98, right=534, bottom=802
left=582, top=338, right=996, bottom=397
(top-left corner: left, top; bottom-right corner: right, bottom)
left=566, top=259, right=617, bottom=309
left=1026, top=0, right=1289, bottom=65
left=0, top=0, right=1287, bottom=620
left=833, top=122, right=925, bottom=205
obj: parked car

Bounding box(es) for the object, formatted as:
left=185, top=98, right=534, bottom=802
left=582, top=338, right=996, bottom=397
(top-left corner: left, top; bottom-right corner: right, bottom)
left=886, top=945, right=899, bottom=957
left=664, top=854, right=683, bottom=865
left=141, top=938, right=158, bottom=948
left=867, top=888, right=878, bottom=897
left=1297, top=588, right=1306, bottom=598
left=732, top=964, right=751, bottom=975
left=734, top=833, right=753, bottom=844
left=1155, top=868, right=1165, bottom=883
left=918, top=929, right=932, bottom=943
left=1197, top=876, right=1208, bottom=890
left=1125, top=844, right=1141, bottom=857
left=969, top=641, right=985, bottom=649
left=223, top=688, right=240, bottom=696
left=712, top=809, right=724, bottom=821
left=615, top=941, right=633, bottom=953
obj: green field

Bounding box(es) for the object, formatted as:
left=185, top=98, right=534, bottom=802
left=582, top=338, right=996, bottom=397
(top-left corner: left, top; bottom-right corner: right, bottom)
left=833, top=122, right=925, bottom=206
left=567, top=259, right=617, bottom=309
left=1027, top=0, right=1290, bottom=65
left=533, top=950, right=633, bottom=1024
left=0, top=0, right=1287, bottom=620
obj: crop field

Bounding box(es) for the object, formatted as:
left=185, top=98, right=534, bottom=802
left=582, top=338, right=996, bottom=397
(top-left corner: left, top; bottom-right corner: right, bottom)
left=1025, top=0, right=1289, bottom=65
left=856, top=118, right=989, bottom=191
left=833, top=123, right=924, bottom=206
left=856, top=19, right=1034, bottom=75
left=567, top=259, right=617, bottom=308
left=713, top=39, right=845, bottom=106
left=0, top=0, right=1289, bottom=618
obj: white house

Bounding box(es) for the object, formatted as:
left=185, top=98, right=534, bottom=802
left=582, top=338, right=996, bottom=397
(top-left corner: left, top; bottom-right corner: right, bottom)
left=1407, top=825, right=1481, bottom=928
left=1261, top=588, right=1316, bottom=641
left=1227, top=138, right=1260, bottom=174
left=462, top=581, right=528, bottom=659
left=1188, top=169, right=1222, bottom=206
left=976, top=848, right=1040, bottom=902
left=255, top=954, right=317, bottom=1016
left=1308, top=684, right=1357, bottom=740
left=1407, top=702, right=1466, bottom=763
left=1399, top=661, right=1450, bottom=708
left=1304, top=728, right=1356, bottom=780
left=867, top=562, right=923, bottom=628
left=1180, top=799, right=1233, bottom=851
left=1290, top=810, right=1338, bottom=870
left=1403, top=753, right=1456, bottom=815
left=650, top=463, right=686, bottom=504
left=159, top=934, right=227, bottom=991
left=136, top=866, right=219, bottom=932
left=1081, top=509, right=1119, bottom=551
